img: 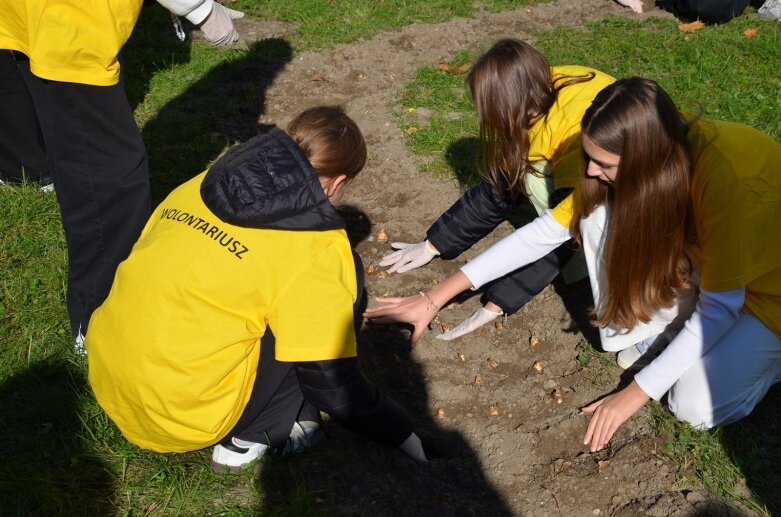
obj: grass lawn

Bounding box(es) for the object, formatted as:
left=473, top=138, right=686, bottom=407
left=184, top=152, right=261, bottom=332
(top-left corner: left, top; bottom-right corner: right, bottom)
left=1, top=3, right=779, bottom=515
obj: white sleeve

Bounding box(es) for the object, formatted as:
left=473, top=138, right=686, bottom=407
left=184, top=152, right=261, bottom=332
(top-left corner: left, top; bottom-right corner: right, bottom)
left=157, top=0, right=214, bottom=25
left=460, top=210, right=572, bottom=290
left=634, top=288, right=745, bottom=400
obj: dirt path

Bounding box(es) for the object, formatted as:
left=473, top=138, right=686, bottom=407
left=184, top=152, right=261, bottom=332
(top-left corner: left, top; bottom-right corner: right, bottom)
left=235, top=2, right=744, bottom=515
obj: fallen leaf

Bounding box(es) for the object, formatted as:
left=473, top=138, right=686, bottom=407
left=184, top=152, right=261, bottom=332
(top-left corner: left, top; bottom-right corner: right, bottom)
left=548, top=388, right=563, bottom=404
left=375, top=228, right=389, bottom=242
left=405, top=126, right=419, bottom=135
left=431, top=278, right=440, bottom=285
left=489, top=404, right=500, bottom=416
left=473, top=374, right=483, bottom=385
left=376, top=271, right=388, bottom=278
left=447, top=63, right=471, bottom=75
left=533, top=361, right=544, bottom=372
left=365, top=264, right=376, bottom=275
left=457, top=352, right=466, bottom=362
left=436, top=59, right=471, bottom=75
left=743, top=27, right=759, bottom=38
left=529, top=335, right=540, bottom=348
left=487, top=357, right=498, bottom=369
left=597, top=460, right=611, bottom=473
left=494, top=319, right=504, bottom=331
left=560, top=461, right=573, bottom=473
left=678, top=20, right=705, bottom=33
left=435, top=407, right=446, bottom=418
left=309, top=73, right=327, bottom=82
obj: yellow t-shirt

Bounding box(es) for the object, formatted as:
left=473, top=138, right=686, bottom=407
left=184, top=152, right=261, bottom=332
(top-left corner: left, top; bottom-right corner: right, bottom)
left=86, top=172, right=358, bottom=452
left=686, top=119, right=781, bottom=338
left=0, top=1, right=143, bottom=85
left=528, top=65, right=615, bottom=190
left=550, top=119, right=781, bottom=338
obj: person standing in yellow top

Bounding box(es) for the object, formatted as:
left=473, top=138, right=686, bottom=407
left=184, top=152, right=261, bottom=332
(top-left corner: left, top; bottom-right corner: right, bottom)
left=0, top=0, right=243, bottom=352
left=87, top=106, right=433, bottom=473
left=379, top=39, right=614, bottom=340
left=365, top=78, right=781, bottom=452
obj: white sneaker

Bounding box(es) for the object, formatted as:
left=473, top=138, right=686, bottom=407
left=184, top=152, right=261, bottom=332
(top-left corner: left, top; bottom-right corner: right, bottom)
left=617, top=345, right=643, bottom=369
left=278, top=420, right=323, bottom=456
left=211, top=437, right=270, bottom=474
left=74, top=330, right=86, bottom=356
left=616, top=330, right=676, bottom=370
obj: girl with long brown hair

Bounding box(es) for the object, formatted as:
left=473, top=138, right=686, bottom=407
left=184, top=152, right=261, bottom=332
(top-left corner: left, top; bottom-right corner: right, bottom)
left=380, top=38, right=614, bottom=340
left=366, top=78, right=781, bottom=451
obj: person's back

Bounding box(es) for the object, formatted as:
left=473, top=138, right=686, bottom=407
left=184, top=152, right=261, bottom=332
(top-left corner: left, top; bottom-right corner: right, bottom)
left=87, top=106, right=431, bottom=472
left=87, top=127, right=358, bottom=451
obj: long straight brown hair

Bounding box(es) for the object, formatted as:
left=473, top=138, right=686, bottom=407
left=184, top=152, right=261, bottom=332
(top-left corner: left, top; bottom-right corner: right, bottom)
left=571, top=78, right=692, bottom=331
left=467, top=38, right=594, bottom=201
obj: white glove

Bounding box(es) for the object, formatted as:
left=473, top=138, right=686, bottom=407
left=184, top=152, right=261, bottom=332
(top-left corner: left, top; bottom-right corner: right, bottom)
left=435, top=306, right=503, bottom=341
left=616, top=0, right=643, bottom=13
left=379, top=240, right=440, bottom=273
left=200, top=2, right=244, bottom=46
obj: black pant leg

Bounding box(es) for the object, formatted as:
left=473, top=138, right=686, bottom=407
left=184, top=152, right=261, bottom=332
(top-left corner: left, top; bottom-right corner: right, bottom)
left=229, top=250, right=367, bottom=446
left=17, top=60, right=151, bottom=338
left=0, top=51, right=48, bottom=182
left=228, top=328, right=304, bottom=447
left=482, top=242, right=576, bottom=315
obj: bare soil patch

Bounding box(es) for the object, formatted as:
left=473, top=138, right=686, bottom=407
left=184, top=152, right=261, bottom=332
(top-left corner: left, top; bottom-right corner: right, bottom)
left=234, top=1, right=742, bottom=514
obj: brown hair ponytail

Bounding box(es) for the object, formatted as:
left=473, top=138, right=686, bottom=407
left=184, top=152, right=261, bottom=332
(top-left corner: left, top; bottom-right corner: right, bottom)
left=467, top=39, right=594, bottom=201
left=571, top=78, right=693, bottom=331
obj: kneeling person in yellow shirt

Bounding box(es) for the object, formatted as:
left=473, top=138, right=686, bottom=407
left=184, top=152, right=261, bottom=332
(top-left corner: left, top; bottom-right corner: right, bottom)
left=86, top=106, right=430, bottom=472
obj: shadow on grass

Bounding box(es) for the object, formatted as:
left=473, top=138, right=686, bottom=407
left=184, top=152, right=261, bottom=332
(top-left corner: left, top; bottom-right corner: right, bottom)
left=0, top=360, right=114, bottom=515
left=255, top=206, right=513, bottom=516
left=124, top=6, right=294, bottom=203
left=445, top=136, right=480, bottom=189
left=721, top=385, right=781, bottom=515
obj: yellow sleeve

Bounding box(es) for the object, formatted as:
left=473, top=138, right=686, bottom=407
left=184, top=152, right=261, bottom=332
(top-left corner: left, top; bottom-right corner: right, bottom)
left=271, top=242, right=358, bottom=362
left=550, top=193, right=575, bottom=228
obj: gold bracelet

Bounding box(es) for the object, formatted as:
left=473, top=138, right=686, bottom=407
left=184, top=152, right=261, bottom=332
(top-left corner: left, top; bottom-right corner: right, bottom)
left=419, top=291, right=441, bottom=313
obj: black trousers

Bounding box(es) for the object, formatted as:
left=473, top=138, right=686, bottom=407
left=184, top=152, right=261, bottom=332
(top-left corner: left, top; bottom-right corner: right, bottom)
left=225, top=252, right=367, bottom=447
left=482, top=241, right=577, bottom=315
left=6, top=50, right=151, bottom=338
left=0, top=51, right=47, bottom=182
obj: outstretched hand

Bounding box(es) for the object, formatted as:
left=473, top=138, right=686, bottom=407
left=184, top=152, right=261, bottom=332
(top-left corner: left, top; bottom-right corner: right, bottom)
left=364, top=271, right=473, bottom=347
left=581, top=380, right=650, bottom=452
left=363, top=293, right=437, bottom=346
left=379, top=240, right=439, bottom=274
left=615, top=0, right=643, bottom=14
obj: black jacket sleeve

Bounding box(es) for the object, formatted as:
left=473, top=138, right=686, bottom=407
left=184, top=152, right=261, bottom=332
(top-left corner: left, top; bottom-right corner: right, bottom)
left=293, top=358, right=414, bottom=448
left=426, top=181, right=515, bottom=259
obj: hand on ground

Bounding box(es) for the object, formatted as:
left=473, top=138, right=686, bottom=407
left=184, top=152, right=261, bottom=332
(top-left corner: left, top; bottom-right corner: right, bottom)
left=363, top=294, right=436, bottom=346
left=616, top=0, right=643, bottom=13
left=379, top=241, right=439, bottom=273
left=200, top=2, right=244, bottom=46
left=581, top=380, right=650, bottom=452
left=436, top=306, right=502, bottom=341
